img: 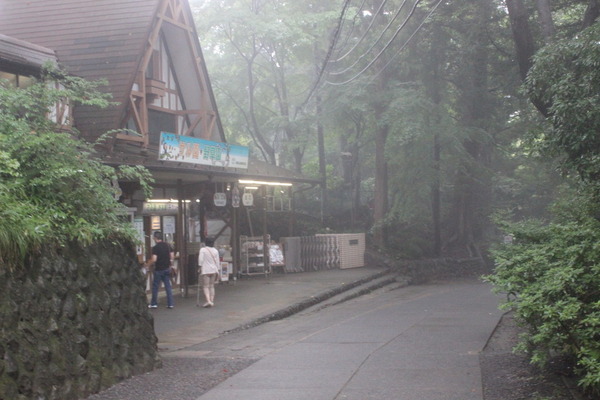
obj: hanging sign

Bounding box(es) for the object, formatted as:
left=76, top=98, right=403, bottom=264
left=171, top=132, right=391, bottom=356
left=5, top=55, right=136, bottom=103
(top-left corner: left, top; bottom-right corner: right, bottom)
left=242, top=192, right=254, bottom=207
left=163, top=216, right=176, bottom=235
left=159, top=132, right=249, bottom=169
left=214, top=192, right=227, bottom=207
left=134, top=217, right=144, bottom=256
left=232, top=184, right=240, bottom=208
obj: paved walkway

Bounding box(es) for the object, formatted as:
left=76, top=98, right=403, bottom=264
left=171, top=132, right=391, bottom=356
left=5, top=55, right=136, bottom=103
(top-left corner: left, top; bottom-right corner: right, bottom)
left=149, top=266, right=388, bottom=352
left=146, top=267, right=503, bottom=400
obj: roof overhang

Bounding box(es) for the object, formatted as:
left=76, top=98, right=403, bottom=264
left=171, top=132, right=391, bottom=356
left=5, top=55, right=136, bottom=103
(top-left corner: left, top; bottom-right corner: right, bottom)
left=101, top=151, right=321, bottom=189
left=0, top=33, right=56, bottom=73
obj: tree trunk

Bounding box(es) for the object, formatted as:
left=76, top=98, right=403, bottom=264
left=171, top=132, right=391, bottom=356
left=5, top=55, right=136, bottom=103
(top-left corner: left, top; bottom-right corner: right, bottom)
left=447, top=0, right=494, bottom=256
left=505, top=0, right=550, bottom=116
left=582, top=0, right=600, bottom=28
left=432, top=130, right=441, bottom=256
left=371, top=0, right=390, bottom=248
left=317, top=93, right=327, bottom=220
left=426, top=24, right=445, bottom=257
left=535, top=0, right=555, bottom=42
left=505, top=0, right=536, bottom=81
left=246, top=55, right=277, bottom=164
left=353, top=163, right=361, bottom=228
left=373, top=116, right=389, bottom=248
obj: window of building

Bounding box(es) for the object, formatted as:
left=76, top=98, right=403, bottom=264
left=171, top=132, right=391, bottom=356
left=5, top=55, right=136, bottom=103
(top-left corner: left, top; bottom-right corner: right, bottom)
left=0, top=71, right=35, bottom=88
left=148, top=109, right=176, bottom=146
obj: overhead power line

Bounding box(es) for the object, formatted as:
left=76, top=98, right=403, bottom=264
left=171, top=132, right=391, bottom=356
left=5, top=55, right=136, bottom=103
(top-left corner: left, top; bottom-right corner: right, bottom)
left=372, top=0, right=444, bottom=80
left=332, top=0, right=370, bottom=57
left=325, top=0, right=444, bottom=86
left=328, top=0, right=411, bottom=76
left=326, top=0, right=421, bottom=83
left=330, top=0, right=393, bottom=63
left=299, top=0, right=444, bottom=109
left=297, top=0, right=354, bottom=110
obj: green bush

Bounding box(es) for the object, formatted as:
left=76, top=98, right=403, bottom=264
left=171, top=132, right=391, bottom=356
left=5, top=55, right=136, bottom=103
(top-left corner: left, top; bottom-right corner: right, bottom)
left=0, top=65, right=153, bottom=270
left=486, top=207, right=600, bottom=394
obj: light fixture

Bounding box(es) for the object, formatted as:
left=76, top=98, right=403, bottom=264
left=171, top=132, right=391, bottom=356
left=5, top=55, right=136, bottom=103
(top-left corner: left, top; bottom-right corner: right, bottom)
left=244, top=186, right=259, bottom=190
left=239, top=179, right=292, bottom=187
left=147, top=199, right=192, bottom=203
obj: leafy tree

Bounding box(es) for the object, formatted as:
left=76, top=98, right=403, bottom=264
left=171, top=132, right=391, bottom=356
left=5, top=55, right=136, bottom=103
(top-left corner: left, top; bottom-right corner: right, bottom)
left=486, top=3, right=600, bottom=393
left=321, top=83, right=374, bottom=228
left=0, top=65, right=153, bottom=270
left=525, top=22, right=600, bottom=185
left=191, top=0, right=560, bottom=259
left=192, top=0, right=339, bottom=172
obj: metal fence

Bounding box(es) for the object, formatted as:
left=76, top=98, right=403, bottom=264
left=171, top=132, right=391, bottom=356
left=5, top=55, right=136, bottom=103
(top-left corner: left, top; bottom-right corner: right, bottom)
left=280, top=233, right=365, bottom=273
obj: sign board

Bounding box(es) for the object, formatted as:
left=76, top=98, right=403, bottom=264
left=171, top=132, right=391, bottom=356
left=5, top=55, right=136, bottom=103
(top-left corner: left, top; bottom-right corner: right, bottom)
left=159, top=132, right=249, bottom=169
left=232, top=185, right=240, bottom=208
left=142, top=202, right=179, bottom=215
left=214, top=192, right=227, bottom=207
left=163, top=216, right=176, bottom=235
left=134, top=217, right=144, bottom=256
left=242, top=192, right=254, bottom=207
left=219, top=262, right=232, bottom=281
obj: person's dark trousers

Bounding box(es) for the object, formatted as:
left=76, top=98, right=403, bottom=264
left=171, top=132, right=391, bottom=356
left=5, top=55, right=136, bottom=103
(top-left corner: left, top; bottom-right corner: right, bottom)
left=150, top=269, right=174, bottom=307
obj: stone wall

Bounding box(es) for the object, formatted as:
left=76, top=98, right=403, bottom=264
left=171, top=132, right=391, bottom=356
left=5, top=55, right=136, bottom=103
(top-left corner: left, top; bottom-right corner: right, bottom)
left=398, top=257, right=491, bottom=283
left=365, top=249, right=491, bottom=283
left=0, top=240, right=159, bottom=400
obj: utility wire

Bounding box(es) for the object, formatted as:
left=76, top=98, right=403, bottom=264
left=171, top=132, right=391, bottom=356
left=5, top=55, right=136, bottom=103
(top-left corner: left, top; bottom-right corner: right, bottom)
left=326, top=0, right=421, bottom=83
left=372, top=0, right=443, bottom=79
left=332, top=0, right=369, bottom=58
left=297, top=0, right=354, bottom=110
left=329, top=0, right=410, bottom=76
left=330, top=0, right=392, bottom=63
left=325, top=0, right=443, bottom=86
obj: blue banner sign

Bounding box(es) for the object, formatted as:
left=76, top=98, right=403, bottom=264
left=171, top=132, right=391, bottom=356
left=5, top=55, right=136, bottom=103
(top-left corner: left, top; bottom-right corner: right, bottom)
left=159, top=132, right=249, bottom=169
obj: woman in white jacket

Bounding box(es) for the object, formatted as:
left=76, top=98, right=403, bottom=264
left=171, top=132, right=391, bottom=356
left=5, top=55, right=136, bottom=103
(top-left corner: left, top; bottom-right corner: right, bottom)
left=198, top=237, right=220, bottom=307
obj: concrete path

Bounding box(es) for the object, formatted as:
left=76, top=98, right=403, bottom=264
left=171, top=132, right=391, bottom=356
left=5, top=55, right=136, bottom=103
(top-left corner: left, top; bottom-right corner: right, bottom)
left=150, top=267, right=389, bottom=351
left=148, top=269, right=503, bottom=400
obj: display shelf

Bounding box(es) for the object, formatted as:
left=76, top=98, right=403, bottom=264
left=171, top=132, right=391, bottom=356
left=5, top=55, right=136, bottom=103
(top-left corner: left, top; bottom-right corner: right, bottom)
left=239, top=235, right=271, bottom=277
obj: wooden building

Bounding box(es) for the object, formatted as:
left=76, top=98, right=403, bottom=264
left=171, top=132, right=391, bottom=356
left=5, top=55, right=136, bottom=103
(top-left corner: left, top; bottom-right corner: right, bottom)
left=0, top=0, right=319, bottom=293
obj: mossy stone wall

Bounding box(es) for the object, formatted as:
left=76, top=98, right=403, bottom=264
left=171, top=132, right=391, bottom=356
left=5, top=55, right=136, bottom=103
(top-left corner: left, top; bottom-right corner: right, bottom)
left=366, top=249, right=489, bottom=283
left=0, top=241, right=159, bottom=400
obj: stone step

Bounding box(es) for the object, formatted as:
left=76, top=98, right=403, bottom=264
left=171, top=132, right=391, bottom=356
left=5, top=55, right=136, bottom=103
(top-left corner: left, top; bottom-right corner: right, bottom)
left=223, top=268, right=398, bottom=334
left=298, top=273, right=409, bottom=314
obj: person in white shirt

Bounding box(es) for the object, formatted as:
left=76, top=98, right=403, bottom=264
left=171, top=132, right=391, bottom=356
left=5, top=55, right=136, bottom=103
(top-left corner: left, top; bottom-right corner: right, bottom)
left=198, top=237, right=220, bottom=307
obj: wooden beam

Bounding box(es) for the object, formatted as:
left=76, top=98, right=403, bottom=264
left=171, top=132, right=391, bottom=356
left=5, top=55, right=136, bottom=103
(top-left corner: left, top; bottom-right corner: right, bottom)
left=183, top=113, right=202, bottom=136
left=115, top=133, right=145, bottom=143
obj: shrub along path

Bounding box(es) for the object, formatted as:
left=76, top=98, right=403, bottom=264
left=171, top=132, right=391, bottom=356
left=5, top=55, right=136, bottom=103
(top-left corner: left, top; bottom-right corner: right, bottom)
left=481, top=311, right=592, bottom=400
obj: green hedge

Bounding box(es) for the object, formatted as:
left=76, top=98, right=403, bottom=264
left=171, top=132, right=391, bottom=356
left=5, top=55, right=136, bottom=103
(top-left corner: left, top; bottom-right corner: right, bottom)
left=486, top=214, right=600, bottom=394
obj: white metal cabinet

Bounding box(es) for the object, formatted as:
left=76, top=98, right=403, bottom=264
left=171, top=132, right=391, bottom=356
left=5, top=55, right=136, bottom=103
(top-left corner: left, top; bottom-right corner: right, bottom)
left=239, top=235, right=271, bottom=277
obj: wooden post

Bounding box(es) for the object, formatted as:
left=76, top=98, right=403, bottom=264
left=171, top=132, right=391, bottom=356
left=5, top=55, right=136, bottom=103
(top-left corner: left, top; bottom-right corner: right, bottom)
left=288, top=186, right=294, bottom=237
left=262, top=186, right=269, bottom=277
left=232, top=202, right=239, bottom=278
left=177, top=179, right=188, bottom=297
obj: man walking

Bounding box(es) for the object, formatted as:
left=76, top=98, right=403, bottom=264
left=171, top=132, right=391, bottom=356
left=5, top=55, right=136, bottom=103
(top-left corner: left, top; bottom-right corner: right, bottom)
left=147, top=231, right=175, bottom=309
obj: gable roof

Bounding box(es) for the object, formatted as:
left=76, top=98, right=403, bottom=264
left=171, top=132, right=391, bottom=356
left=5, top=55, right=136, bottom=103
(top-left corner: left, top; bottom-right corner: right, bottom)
left=0, top=0, right=224, bottom=143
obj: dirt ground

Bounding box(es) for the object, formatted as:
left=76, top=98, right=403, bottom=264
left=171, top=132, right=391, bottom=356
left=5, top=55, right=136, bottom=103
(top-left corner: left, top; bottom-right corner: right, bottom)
left=480, top=311, right=594, bottom=400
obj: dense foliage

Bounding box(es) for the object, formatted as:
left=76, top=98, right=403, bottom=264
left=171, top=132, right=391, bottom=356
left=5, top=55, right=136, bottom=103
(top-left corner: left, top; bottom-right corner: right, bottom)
left=193, top=0, right=530, bottom=256
left=525, top=22, right=600, bottom=185
left=0, top=66, right=153, bottom=270
left=486, top=196, right=600, bottom=393
left=488, top=8, right=600, bottom=394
